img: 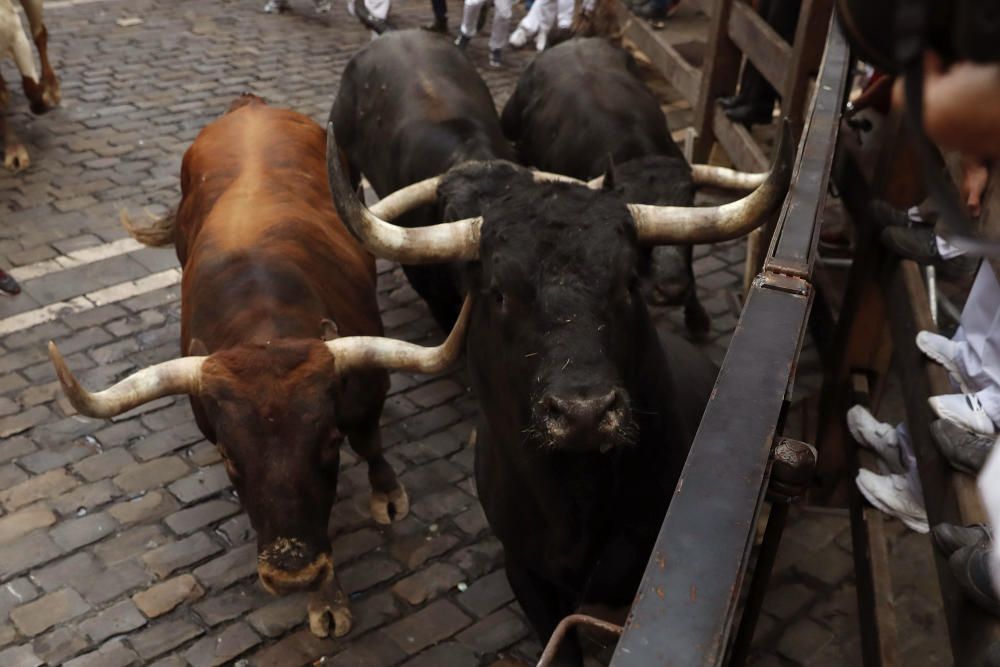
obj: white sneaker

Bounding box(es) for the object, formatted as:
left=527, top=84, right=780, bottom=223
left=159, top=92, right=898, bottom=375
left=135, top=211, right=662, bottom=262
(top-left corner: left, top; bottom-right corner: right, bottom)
left=845, top=405, right=905, bottom=473
left=929, top=393, right=997, bottom=436
left=263, top=0, right=291, bottom=12
left=535, top=30, right=547, bottom=51
left=509, top=26, right=528, bottom=48
left=916, top=331, right=971, bottom=392
left=314, top=0, right=332, bottom=12
left=856, top=469, right=929, bottom=533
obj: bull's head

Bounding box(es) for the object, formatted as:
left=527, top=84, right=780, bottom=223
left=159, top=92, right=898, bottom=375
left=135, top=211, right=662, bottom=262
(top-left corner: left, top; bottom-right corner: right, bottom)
left=47, top=301, right=470, bottom=633
left=325, top=122, right=792, bottom=450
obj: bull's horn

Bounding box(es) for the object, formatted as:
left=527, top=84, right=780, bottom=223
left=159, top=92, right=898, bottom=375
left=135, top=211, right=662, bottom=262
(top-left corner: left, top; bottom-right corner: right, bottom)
left=48, top=342, right=205, bottom=418
left=327, top=296, right=471, bottom=375
left=586, top=165, right=765, bottom=192
left=690, top=165, right=767, bottom=191
left=326, top=122, right=481, bottom=264
left=629, top=120, right=794, bottom=244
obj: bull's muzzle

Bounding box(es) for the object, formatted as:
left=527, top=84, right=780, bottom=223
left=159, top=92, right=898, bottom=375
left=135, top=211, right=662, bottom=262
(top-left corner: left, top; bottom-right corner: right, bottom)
left=257, top=539, right=332, bottom=596
left=539, top=388, right=632, bottom=452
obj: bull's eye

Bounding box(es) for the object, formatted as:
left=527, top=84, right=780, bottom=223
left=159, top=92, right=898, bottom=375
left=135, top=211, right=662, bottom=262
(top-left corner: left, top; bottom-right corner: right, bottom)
left=492, top=288, right=506, bottom=310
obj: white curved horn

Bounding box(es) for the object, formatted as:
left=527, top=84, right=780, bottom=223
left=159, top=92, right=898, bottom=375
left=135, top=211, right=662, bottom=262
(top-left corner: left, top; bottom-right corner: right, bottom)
left=49, top=341, right=205, bottom=419
left=630, top=120, right=794, bottom=244
left=327, top=296, right=472, bottom=375
left=690, top=164, right=767, bottom=191
left=326, top=123, right=482, bottom=264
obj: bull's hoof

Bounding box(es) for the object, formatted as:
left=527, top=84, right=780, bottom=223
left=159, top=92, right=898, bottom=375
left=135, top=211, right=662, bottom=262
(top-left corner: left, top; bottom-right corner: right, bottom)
left=685, top=303, right=711, bottom=341
left=4, top=144, right=29, bottom=172
left=370, top=485, right=409, bottom=524
left=308, top=600, right=353, bottom=638
left=43, top=79, right=61, bottom=108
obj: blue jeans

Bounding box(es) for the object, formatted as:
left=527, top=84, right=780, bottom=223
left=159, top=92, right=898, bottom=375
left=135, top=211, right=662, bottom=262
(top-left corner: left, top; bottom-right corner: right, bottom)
left=431, top=0, right=447, bottom=19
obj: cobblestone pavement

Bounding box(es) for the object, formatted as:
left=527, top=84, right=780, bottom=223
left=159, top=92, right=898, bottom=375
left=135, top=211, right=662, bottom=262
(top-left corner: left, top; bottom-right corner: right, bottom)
left=0, top=0, right=949, bottom=665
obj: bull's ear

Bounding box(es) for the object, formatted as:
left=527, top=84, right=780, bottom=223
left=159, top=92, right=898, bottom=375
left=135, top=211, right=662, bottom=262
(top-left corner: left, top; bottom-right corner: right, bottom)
left=602, top=156, right=616, bottom=192
left=188, top=338, right=208, bottom=356
left=320, top=319, right=340, bottom=341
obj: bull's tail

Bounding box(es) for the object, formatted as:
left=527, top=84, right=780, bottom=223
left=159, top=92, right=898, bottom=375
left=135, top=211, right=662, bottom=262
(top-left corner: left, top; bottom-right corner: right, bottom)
left=119, top=208, right=176, bottom=247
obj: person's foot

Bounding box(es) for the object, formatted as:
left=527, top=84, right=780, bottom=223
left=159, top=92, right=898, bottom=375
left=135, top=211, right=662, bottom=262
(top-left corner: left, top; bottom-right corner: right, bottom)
left=932, top=523, right=990, bottom=557
left=856, top=469, right=929, bottom=533
left=718, top=93, right=748, bottom=110
left=422, top=15, right=448, bottom=32
left=454, top=33, right=471, bottom=50
left=880, top=225, right=939, bottom=263
left=534, top=30, right=547, bottom=51
left=869, top=200, right=920, bottom=229
left=508, top=26, right=528, bottom=48
left=950, top=543, right=1000, bottom=616
left=725, top=103, right=774, bottom=127
left=929, top=393, right=997, bottom=435
left=930, top=419, right=996, bottom=474
left=846, top=405, right=906, bottom=473
left=489, top=49, right=503, bottom=68
left=0, top=269, right=20, bottom=296
left=263, top=0, right=291, bottom=13
left=916, top=331, right=972, bottom=392
left=314, top=0, right=332, bottom=12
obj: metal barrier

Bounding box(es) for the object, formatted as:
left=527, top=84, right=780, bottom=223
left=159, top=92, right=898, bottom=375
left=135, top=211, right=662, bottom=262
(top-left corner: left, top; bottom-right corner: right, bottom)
left=598, top=18, right=849, bottom=666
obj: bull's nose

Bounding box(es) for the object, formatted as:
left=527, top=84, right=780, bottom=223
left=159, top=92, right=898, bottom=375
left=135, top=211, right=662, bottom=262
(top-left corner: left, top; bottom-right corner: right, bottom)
left=542, top=389, right=623, bottom=435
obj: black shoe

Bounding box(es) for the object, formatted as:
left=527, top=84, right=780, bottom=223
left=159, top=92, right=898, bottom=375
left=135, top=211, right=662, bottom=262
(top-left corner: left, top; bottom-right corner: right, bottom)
left=931, top=419, right=995, bottom=474
left=422, top=16, right=448, bottom=33
left=0, top=269, right=20, bottom=296
left=724, top=103, right=773, bottom=127
left=718, top=94, right=748, bottom=110
left=932, top=522, right=990, bottom=557
left=950, top=543, right=1000, bottom=616
left=879, top=226, right=940, bottom=263
left=489, top=49, right=503, bottom=68
left=869, top=199, right=917, bottom=230
left=632, top=0, right=665, bottom=19
left=454, top=33, right=471, bottom=50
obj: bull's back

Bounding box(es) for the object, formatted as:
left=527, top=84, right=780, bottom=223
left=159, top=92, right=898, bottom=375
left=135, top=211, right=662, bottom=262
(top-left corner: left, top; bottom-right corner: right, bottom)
left=176, top=101, right=380, bottom=348
left=504, top=38, right=680, bottom=178
left=332, top=30, right=512, bottom=195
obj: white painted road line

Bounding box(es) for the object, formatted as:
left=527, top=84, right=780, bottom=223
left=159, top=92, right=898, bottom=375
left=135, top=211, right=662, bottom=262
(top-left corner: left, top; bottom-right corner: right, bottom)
left=9, top=238, right=145, bottom=282
left=0, top=269, right=181, bottom=337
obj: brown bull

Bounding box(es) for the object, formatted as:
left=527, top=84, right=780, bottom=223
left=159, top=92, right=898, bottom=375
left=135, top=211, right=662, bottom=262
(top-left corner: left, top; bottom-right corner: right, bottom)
left=48, top=95, right=469, bottom=637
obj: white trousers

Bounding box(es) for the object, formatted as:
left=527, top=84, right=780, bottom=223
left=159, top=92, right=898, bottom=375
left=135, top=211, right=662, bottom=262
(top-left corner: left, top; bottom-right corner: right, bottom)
left=346, top=0, right=390, bottom=20
left=515, top=0, right=574, bottom=37
left=460, top=0, right=513, bottom=51
left=948, top=264, right=1000, bottom=424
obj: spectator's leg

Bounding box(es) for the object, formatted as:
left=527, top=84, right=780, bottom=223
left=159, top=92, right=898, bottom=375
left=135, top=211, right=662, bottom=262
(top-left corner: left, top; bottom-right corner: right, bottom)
left=459, top=0, right=485, bottom=41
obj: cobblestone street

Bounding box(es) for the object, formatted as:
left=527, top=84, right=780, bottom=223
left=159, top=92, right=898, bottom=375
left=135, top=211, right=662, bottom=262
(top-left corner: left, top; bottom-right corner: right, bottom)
left=0, top=0, right=950, bottom=665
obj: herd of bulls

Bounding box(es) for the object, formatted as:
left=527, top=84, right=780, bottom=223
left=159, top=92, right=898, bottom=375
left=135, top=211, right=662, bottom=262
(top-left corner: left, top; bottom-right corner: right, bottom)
left=46, top=30, right=791, bottom=666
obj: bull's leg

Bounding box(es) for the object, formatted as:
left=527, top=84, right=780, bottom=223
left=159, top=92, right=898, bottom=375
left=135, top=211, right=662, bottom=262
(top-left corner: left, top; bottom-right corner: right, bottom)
left=347, top=422, right=409, bottom=524
left=18, top=0, right=59, bottom=108
left=682, top=245, right=710, bottom=340
left=505, top=560, right=583, bottom=667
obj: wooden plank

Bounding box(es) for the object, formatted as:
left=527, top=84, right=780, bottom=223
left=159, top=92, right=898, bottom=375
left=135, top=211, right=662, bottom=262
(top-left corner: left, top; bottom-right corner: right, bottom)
left=849, top=373, right=901, bottom=667
left=712, top=105, right=769, bottom=171
left=727, top=0, right=790, bottom=94
left=617, top=4, right=702, bottom=104
left=691, top=0, right=742, bottom=162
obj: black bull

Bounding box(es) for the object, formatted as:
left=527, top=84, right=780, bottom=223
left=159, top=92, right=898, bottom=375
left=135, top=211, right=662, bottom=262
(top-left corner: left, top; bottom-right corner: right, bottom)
left=501, top=37, right=710, bottom=338
left=330, top=29, right=515, bottom=331
left=327, top=31, right=789, bottom=666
